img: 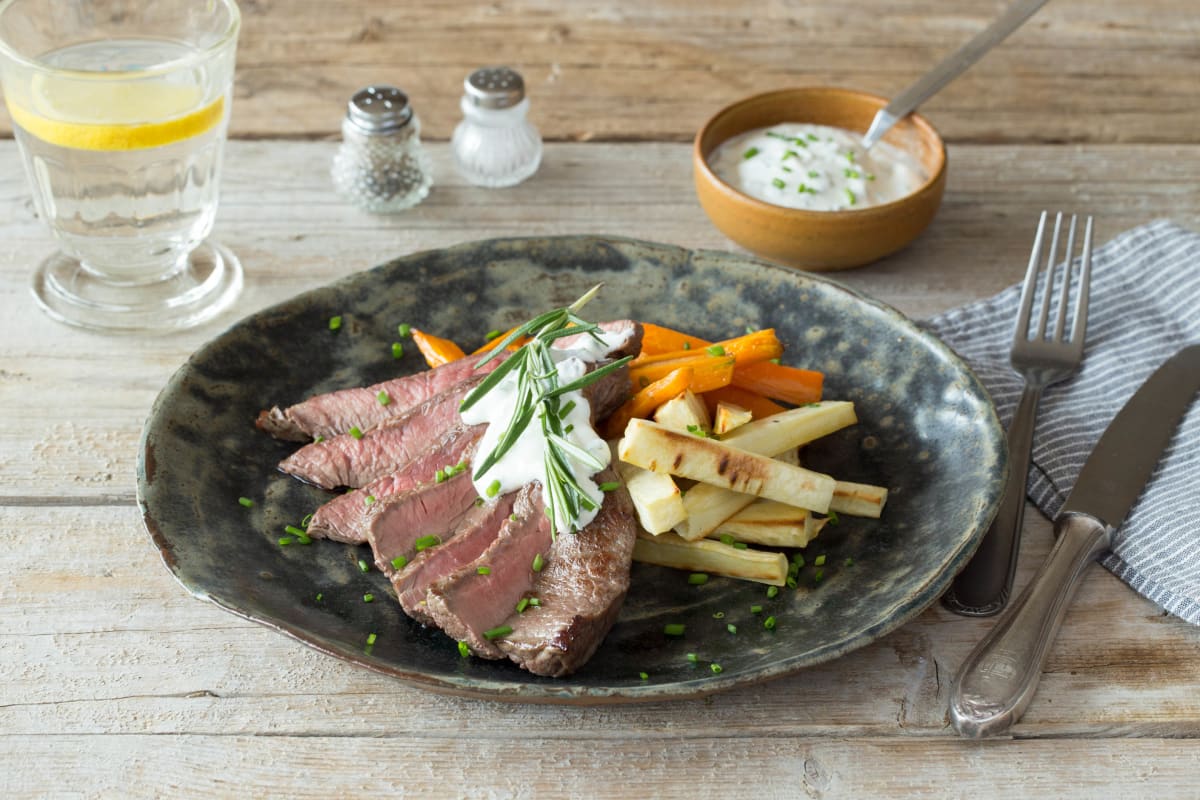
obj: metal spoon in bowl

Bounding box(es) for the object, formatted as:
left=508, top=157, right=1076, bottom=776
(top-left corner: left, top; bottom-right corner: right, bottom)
left=862, top=0, right=1051, bottom=150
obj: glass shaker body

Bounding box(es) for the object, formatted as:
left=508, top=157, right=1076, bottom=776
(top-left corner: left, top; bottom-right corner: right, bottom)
left=332, top=86, right=433, bottom=213
left=452, top=69, right=542, bottom=188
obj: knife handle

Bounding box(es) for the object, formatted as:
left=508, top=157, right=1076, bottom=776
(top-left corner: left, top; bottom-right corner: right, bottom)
left=948, top=512, right=1112, bottom=738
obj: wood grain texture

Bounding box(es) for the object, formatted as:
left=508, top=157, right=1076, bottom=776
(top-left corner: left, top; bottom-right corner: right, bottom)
left=1, top=140, right=1199, bottom=797
left=0, top=0, right=1198, bottom=144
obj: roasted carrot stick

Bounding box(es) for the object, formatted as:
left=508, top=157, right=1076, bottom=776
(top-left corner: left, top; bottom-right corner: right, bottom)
left=731, top=361, right=823, bottom=406
left=629, top=354, right=736, bottom=393
left=700, top=385, right=788, bottom=420
left=638, top=323, right=712, bottom=356
left=603, top=366, right=694, bottom=439
left=632, top=329, right=782, bottom=371
left=412, top=329, right=467, bottom=368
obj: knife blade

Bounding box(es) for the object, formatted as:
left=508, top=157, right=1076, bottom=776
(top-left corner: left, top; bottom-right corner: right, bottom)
left=949, top=343, right=1200, bottom=738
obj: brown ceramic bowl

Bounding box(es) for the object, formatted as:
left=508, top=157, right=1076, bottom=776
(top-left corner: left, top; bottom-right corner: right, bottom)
left=694, top=87, right=947, bottom=271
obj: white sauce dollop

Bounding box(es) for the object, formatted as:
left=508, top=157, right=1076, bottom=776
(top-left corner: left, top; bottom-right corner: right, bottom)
left=709, top=123, right=927, bottom=211
left=458, top=327, right=632, bottom=535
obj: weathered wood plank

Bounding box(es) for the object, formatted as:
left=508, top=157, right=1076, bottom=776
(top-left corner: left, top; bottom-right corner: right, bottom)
left=1, top=733, right=1198, bottom=798
left=3, top=0, right=1194, bottom=144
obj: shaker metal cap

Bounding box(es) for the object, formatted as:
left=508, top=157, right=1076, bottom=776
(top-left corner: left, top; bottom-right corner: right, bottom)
left=464, top=66, right=525, bottom=109
left=346, top=85, right=413, bottom=133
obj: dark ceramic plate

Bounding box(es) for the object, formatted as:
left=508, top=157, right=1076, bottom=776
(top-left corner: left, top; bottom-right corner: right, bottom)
left=137, top=235, right=1006, bottom=703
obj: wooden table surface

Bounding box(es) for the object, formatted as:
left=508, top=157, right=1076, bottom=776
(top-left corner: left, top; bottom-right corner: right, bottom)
left=3, top=1, right=1199, bottom=797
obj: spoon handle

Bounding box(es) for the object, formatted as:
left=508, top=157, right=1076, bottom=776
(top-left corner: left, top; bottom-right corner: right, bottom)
left=862, top=0, right=1050, bottom=148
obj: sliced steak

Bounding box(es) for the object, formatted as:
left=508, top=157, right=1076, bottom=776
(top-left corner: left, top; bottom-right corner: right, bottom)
left=363, top=470, right=481, bottom=577
left=393, top=487, right=524, bottom=625
left=257, top=355, right=501, bottom=442
left=306, top=426, right=483, bottom=544
left=495, top=467, right=636, bottom=677
left=423, top=486, right=553, bottom=659
left=278, top=380, right=483, bottom=490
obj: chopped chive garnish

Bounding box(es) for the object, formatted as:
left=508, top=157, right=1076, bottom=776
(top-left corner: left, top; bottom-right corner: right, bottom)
left=688, top=573, right=709, bottom=586
left=485, top=329, right=502, bottom=341
left=477, top=566, right=491, bottom=575
left=844, top=168, right=861, bottom=179
left=788, top=563, right=800, bottom=578
left=363, top=593, right=375, bottom=603
left=793, top=553, right=806, bottom=568
left=237, top=496, right=254, bottom=508
left=301, top=513, right=314, bottom=528
left=726, top=624, right=737, bottom=635
left=315, top=593, right=323, bottom=602
left=285, top=525, right=306, bottom=537
left=297, top=533, right=313, bottom=545
left=639, top=671, right=649, bottom=680
left=532, top=553, right=545, bottom=572
left=391, top=555, right=408, bottom=570
left=516, top=598, right=530, bottom=613
left=686, top=653, right=699, bottom=663
left=771, top=178, right=786, bottom=190
left=366, top=632, right=377, bottom=645
left=682, top=341, right=691, bottom=350
left=767, top=585, right=780, bottom=598
left=808, top=169, right=820, bottom=178
left=742, top=146, right=760, bottom=159
left=844, top=558, right=854, bottom=567
left=483, top=625, right=512, bottom=641
left=719, top=534, right=736, bottom=546
left=377, top=391, right=391, bottom=406
left=814, top=568, right=825, bottom=582
left=686, top=424, right=709, bottom=438
left=845, top=189, right=857, bottom=206
left=357, top=559, right=370, bottom=573
left=769, top=357, right=781, bottom=364
left=528, top=597, right=541, bottom=607
left=392, top=342, right=404, bottom=358
left=278, top=536, right=294, bottom=546
left=782, top=166, right=793, bottom=173
left=329, top=315, right=342, bottom=331
left=398, top=323, right=411, bottom=337
left=314, top=435, right=325, bottom=444
left=349, top=426, right=364, bottom=439
left=486, top=479, right=501, bottom=497
left=663, top=623, right=686, bottom=637
left=710, top=663, right=723, bottom=675
left=786, top=577, right=798, bottom=589
left=846, top=150, right=856, bottom=162
left=783, top=149, right=799, bottom=161
left=458, top=640, right=470, bottom=658
left=828, top=510, right=840, bottom=525
left=474, top=497, right=485, bottom=507
left=764, top=616, right=777, bottom=630
left=733, top=542, right=748, bottom=550
left=706, top=344, right=725, bottom=356
left=750, top=604, right=763, bottom=614
left=814, top=554, right=827, bottom=566
left=414, top=535, right=440, bottom=552
left=712, top=611, right=725, bottom=619
left=598, top=481, right=621, bottom=492
left=365, top=494, right=376, bottom=505
left=564, top=424, right=574, bottom=434
left=435, top=469, right=446, bottom=483
left=509, top=513, right=518, bottom=522
left=867, top=173, right=876, bottom=181
left=807, top=133, right=819, bottom=141
left=558, top=399, right=577, bottom=418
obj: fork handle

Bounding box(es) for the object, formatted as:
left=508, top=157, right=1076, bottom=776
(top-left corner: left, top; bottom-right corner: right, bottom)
left=943, top=383, right=1042, bottom=615
left=948, top=512, right=1113, bottom=738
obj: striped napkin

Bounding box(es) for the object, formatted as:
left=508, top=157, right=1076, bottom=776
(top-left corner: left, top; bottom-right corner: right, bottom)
left=923, top=220, right=1200, bottom=623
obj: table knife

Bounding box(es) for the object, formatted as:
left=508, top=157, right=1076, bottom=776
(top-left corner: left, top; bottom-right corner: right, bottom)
left=949, top=343, right=1200, bottom=738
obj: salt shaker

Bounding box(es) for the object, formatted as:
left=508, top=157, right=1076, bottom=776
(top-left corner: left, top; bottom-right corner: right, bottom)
left=332, top=85, right=433, bottom=212
left=451, top=66, right=542, bottom=188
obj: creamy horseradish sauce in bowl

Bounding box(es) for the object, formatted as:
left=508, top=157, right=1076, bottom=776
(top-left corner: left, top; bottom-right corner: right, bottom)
left=709, top=123, right=927, bottom=212
left=692, top=87, right=947, bottom=270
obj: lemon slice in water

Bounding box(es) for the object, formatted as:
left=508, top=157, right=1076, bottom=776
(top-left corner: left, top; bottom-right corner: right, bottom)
left=8, top=75, right=224, bottom=151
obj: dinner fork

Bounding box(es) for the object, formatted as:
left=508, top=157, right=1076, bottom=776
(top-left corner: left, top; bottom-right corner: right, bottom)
left=943, top=211, right=1094, bottom=616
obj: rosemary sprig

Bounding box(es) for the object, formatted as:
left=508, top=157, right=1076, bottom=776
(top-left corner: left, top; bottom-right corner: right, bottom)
left=460, top=285, right=631, bottom=534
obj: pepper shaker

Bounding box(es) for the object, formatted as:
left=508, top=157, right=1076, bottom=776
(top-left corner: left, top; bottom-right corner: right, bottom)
left=332, top=85, right=433, bottom=212
left=451, top=66, right=542, bottom=188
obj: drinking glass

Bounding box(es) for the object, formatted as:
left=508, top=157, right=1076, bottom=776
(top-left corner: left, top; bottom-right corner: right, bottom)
left=0, top=0, right=241, bottom=332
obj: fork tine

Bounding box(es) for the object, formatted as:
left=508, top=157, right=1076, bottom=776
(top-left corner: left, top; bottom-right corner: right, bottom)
left=1015, top=210, right=1049, bottom=342
left=1052, top=214, right=1078, bottom=341
left=1035, top=211, right=1064, bottom=340
left=1070, top=216, right=1094, bottom=350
